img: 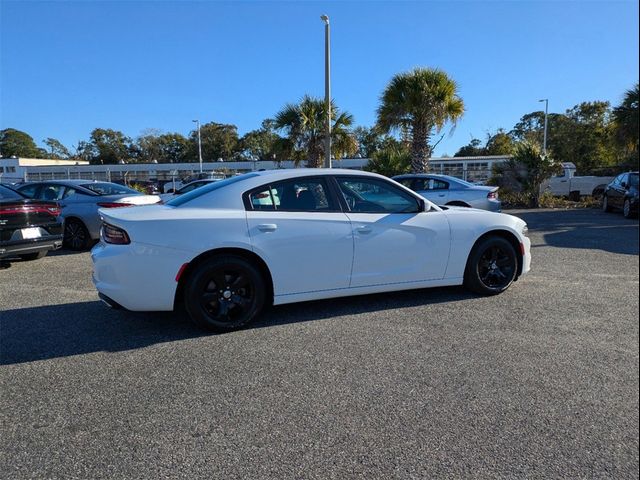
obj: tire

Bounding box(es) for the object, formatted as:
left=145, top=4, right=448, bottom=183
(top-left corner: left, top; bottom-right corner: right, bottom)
left=464, top=236, right=518, bottom=295
left=568, top=191, right=581, bottom=202
left=19, top=251, right=47, bottom=261
left=623, top=199, right=633, bottom=219
left=447, top=201, right=470, bottom=208
left=184, top=255, right=266, bottom=332
left=64, top=219, right=91, bottom=251
left=602, top=195, right=612, bottom=213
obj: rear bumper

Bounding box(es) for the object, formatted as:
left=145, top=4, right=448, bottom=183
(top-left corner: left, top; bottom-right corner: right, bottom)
left=0, top=236, right=63, bottom=259
left=469, top=199, right=502, bottom=212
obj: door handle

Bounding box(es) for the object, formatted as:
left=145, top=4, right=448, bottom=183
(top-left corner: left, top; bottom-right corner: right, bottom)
left=355, top=225, right=372, bottom=234
left=438, top=194, right=446, bottom=197
left=258, top=224, right=277, bottom=232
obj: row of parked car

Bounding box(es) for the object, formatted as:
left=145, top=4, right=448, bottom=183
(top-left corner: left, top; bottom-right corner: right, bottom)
left=1, top=170, right=637, bottom=263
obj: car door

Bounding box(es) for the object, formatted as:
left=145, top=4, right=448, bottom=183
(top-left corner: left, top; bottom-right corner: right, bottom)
left=245, top=176, right=353, bottom=296
left=413, top=177, right=450, bottom=206
left=608, top=174, right=626, bottom=208
left=334, top=176, right=451, bottom=288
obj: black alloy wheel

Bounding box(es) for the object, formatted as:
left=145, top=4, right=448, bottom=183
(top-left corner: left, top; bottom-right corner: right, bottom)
left=602, top=195, right=612, bottom=212
left=623, top=199, right=632, bottom=218
left=64, top=219, right=90, bottom=251
left=185, top=255, right=265, bottom=332
left=465, top=236, right=518, bottom=295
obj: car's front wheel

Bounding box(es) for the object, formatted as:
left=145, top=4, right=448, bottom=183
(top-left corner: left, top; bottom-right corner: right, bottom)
left=464, top=236, right=518, bottom=295
left=184, top=255, right=266, bottom=332
left=602, top=195, right=612, bottom=212
left=623, top=199, right=633, bottom=218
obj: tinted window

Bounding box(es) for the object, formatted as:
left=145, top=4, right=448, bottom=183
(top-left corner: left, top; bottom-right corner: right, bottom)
left=168, top=173, right=259, bottom=207
left=0, top=184, right=23, bottom=200
left=396, top=178, right=414, bottom=188
left=629, top=174, right=638, bottom=188
left=82, top=182, right=138, bottom=195
left=247, top=177, right=336, bottom=212
left=337, top=177, right=420, bottom=213
left=39, top=184, right=66, bottom=201
left=414, top=178, right=449, bottom=191
left=17, top=184, right=39, bottom=198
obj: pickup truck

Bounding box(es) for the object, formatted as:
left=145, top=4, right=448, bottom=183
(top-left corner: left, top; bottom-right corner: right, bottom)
left=541, top=163, right=614, bottom=200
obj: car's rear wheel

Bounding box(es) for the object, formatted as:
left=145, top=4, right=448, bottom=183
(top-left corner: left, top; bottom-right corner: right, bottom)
left=184, top=255, right=265, bottom=332
left=464, top=236, right=518, bottom=295
left=623, top=199, right=632, bottom=218
left=64, top=219, right=91, bottom=251
left=602, top=195, right=612, bottom=212
left=19, top=251, right=47, bottom=261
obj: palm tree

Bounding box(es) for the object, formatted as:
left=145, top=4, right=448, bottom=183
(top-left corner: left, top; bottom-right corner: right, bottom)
left=613, top=83, right=639, bottom=154
left=376, top=68, right=465, bottom=173
left=274, top=95, right=357, bottom=168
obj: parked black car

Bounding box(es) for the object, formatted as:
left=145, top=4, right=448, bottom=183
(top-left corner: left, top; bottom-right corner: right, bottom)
left=602, top=172, right=639, bottom=219
left=0, top=184, right=64, bottom=260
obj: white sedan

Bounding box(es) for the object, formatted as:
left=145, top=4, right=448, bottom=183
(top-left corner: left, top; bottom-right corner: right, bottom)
left=92, top=169, right=531, bottom=331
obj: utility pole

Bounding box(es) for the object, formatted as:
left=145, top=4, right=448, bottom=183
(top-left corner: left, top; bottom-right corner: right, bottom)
left=321, top=14, right=331, bottom=168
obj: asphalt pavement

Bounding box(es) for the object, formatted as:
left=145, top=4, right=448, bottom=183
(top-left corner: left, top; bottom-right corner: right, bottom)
left=1, top=208, right=638, bottom=479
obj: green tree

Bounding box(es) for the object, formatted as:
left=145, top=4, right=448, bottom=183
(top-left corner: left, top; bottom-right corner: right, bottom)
left=238, top=119, right=282, bottom=160
left=612, top=83, right=639, bottom=159
left=43, top=138, right=71, bottom=159
left=0, top=128, right=43, bottom=158
left=81, top=128, right=133, bottom=164
left=364, top=143, right=411, bottom=177
left=190, top=122, right=239, bottom=162
left=376, top=67, right=464, bottom=173
left=507, top=141, right=561, bottom=207
left=484, top=129, right=515, bottom=155
left=454, top=138, right=485, bottom=157
left=134, top=131, right=189, bottom=163
left=274, top=95, right=357, bottom=168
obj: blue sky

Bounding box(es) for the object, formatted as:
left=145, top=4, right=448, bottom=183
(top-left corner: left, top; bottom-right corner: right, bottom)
left=1, top=0, right=638, bottom=157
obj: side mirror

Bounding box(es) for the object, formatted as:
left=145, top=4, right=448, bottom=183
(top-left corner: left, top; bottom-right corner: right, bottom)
left=621, top=182, right=628, bottom=189
left=419, top=198, right=430, bottom=212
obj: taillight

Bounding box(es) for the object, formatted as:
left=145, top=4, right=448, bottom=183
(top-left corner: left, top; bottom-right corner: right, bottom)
left=0, top=204, right=61, bottom=216
left=487, top=190, right=499, bottom=200
left=102, top=223, right=131, bottom=244
left=97, top=202, right=132, bottom=208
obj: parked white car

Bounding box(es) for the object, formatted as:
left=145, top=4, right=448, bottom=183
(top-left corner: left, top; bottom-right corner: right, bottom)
left=92, top=169, right=531, bottom=331
left=541, top=162, right=614, bottom=199
left=393, top=174, right=501, bottom=212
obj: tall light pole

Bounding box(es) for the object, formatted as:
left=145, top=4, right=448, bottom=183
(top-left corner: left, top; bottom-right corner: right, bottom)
left=192, top=119, right=203, bottom=173
left=321, top=14, right=331, bottom=168
left=538, top=99, right=548, bottom=155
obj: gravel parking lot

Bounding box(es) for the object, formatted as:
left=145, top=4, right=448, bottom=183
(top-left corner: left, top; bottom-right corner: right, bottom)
left=1, top=208, right=638, bottom=479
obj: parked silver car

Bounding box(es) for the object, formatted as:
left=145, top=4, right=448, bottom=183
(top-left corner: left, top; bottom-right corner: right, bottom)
left=17, top=180, right=161, bottom=250
left=393, top=174, right=501, bottom=212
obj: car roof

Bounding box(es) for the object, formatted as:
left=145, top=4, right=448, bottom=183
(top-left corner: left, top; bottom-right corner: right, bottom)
left=393, top=173, right=466, bottom=183
left=20, top=179, right=108, bottom=186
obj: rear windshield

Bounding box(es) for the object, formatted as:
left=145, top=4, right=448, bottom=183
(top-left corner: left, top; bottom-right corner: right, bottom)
left=82, top=182, right=140, bottom=195
left=0, top=184, right=24, bottom=200
left=167, top=173, right=259, bottom=207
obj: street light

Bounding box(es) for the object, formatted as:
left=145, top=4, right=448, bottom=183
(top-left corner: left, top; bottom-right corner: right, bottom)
left=192, top=119, right=203, bottom=173
left=321, top=14, right=331, bottom=168
left=538, top=99, right=549, bottom=155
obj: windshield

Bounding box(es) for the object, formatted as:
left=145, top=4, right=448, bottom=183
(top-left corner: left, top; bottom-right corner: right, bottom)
left=629, top=173, right=638, bottom=188
left=167, top=173, right=259, bottom=206
left=0, top=184, right=24, bottom=200
left=82, top=182, right=140, bottom=195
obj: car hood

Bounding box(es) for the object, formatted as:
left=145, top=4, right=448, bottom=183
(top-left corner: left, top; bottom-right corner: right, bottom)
left=441, top=205, right=527, bottom=231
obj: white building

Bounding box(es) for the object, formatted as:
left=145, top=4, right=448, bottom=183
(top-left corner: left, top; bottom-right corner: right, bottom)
left=0, top=155, right=510, bottom=185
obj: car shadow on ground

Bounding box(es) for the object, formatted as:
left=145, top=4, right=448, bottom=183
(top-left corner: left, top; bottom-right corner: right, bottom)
left=510, top=208, right=639, bottom=255
left=1, top=286, right=475, bottom=366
